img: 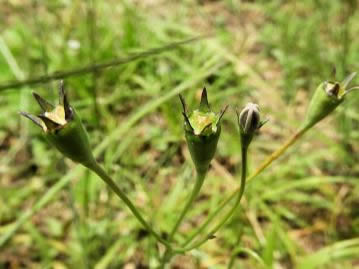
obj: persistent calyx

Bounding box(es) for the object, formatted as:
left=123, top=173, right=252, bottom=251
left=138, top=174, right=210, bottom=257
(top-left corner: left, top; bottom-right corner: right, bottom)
left=180, top=88, right=227, bottom=174
left=20, top=81, right=95, bottom=167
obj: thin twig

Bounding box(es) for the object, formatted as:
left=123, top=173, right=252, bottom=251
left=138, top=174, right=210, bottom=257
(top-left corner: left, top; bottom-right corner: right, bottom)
left=0, top=35, right=210, bottom=92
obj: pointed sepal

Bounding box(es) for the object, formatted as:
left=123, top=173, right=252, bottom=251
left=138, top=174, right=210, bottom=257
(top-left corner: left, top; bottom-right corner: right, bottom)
left=258, top=119, right=269, bottom=129
left=179, top=94, right=188, bottom=116
left=20, top=111, right=44, bottom=130
left=32, top=92, right=54, bottom=112
left=217, top=105, right=228, bottom=124
left=182, top=112, right=194, bottom=132
left=180, top=87, right=222, bottom=174
left=342, top=72, right=357, bottom=90
left=199, top=87, right=210, bottom=112
left=58, top=80, right=72, bottom=121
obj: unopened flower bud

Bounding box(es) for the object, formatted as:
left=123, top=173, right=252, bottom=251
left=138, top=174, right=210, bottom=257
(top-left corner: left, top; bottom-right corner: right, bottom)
left=237, top=103, right=264, bottom=149
left=20, top=81, right=95, bottom=167
left=302, top=72, right=359, bottom=130
left=238, top=103, right=260, bottom=134
left=180, top=87, right=227, bottom=174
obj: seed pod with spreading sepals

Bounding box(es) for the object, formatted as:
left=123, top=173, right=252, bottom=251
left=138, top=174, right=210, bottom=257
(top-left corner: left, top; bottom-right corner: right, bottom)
left=180, top=88, right=227, bottom=175
left=20, top=81, right=95, bottom=168
left=303, top=72, right=359, bottom=130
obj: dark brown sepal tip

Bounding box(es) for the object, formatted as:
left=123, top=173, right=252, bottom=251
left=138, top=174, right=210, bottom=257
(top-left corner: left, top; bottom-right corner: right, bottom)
left=179, top=94, right=187, bottom=115
left=64, top=99, right=72, bottom=121
left=330, top=66, right=336, bottom=80
left=19, top=111, right=43, bottom=129
left=199, top=87, right=210, bottom=112
left=327, top=82, right=340, bottom=97
left=218, top=105, right=229, bottom=123
left=182, top=112, right=194, bottom=132
left=32, top=92, right=54, bottom=112
left=58, top=80, right=72, bottom=121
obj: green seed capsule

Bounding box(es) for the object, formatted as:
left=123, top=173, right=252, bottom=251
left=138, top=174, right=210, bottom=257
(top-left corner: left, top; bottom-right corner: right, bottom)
left=302, top=72, right=359, bottom=131
left=185, top=125, right=221, bottom=174
left=20, top=81, right=95, bottom=168
left=180, top=88, right=227, bottom=174
left=43, top=109, right=95, bottom=167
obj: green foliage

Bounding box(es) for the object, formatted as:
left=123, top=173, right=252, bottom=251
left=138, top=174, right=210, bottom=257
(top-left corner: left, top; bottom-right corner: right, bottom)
left=1, top=1, right=359, bottom=268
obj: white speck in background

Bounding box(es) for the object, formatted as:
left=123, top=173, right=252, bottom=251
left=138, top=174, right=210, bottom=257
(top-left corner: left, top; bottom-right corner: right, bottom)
left=67, top=40, right=81, bottom=50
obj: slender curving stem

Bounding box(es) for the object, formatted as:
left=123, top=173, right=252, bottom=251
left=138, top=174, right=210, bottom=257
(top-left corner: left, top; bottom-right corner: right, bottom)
left=159, top=170, right=207, bottom=268
left=169, top=171, right=207, bottom=241
left=159, top=248, right=174, bottom=269
left=244, top=127, right=308, bottom=181
left=180, top=145, right=248, bottom=251
left=89, top=161, right=172, bottom=248
left=182, top=127, right=309, bottom=247
left=228, top=247, right=267, bottom=269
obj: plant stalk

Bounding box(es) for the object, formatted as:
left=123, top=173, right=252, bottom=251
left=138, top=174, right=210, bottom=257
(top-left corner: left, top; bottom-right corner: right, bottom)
left=159, top=248, right=173, bottom=269
left=160, top=170, right=207, bottom=267
left=89, top=161, right=171, bottom=248
left=182, top=127, right=308, bottom=247
left=181, top=145, right=248, bottom=251
left=245, top=127, right=308, bottom=181
left=169, top=171, right=207, bottom=241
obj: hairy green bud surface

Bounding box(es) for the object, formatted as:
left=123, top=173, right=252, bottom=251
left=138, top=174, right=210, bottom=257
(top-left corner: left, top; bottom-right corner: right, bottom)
left=180, top=88, right=227, bottom=174
left=20, top=81, right=95, bottom=167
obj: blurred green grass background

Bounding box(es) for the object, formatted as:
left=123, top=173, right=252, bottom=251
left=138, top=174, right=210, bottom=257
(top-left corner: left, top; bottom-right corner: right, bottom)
left=1, top=0, right=359, bottom=268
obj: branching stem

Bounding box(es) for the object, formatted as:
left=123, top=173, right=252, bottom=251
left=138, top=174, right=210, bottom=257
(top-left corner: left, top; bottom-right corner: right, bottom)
left=182, top=127, right=309, bottom=247
left=181, top=145, right=248, bottom=251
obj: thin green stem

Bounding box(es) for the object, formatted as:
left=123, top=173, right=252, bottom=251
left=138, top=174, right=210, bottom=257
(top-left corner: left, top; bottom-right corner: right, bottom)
left=182, top=127, right=309, bottom=247
left=89, top=161, right=171, bottom=248
left=228, top=247, right=267, bottom=269
left=181, top=146, right=248, bottom=251
left=159, top=248, right=173, bottom=269
left=169, top=171, right=206, bottom=241
left=159, top=170, right=206, bottom=268
left=245, top=127, right=308, bottom=181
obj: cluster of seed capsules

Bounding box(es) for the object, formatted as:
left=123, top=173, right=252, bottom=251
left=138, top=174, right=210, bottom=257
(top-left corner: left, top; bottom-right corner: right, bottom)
left=20, top=72, right=358, bottom=174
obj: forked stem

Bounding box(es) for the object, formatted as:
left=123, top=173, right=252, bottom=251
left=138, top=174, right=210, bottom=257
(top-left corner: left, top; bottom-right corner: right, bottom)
left=181, top=145, right=248, bottom=251
left=182, top=126, right=309, bottom=247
